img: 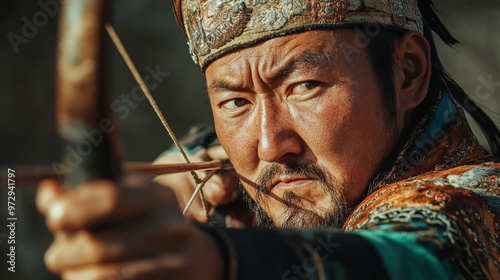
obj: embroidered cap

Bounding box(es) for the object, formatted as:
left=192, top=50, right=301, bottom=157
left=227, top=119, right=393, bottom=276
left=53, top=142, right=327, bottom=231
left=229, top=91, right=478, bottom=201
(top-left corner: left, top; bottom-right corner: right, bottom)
left=173, top=0, right=423, bottom=70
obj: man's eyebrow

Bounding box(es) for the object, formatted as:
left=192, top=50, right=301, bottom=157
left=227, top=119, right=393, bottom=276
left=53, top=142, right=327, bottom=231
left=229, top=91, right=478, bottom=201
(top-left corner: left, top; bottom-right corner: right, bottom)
left=269, top=49, right=332, bottom=81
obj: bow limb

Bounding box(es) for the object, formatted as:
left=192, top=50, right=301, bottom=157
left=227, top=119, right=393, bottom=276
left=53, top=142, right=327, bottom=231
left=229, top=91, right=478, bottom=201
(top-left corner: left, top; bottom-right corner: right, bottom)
left=56, top=0, right=121, bottom=189
left=53, top=1, right=219, bottom=220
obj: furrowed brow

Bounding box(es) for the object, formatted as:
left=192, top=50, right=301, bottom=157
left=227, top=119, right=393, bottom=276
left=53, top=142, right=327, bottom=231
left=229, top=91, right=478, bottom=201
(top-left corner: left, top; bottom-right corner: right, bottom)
left=207, top=49, right=333, bottom=93
left=269, top=49, right=332, bottom=81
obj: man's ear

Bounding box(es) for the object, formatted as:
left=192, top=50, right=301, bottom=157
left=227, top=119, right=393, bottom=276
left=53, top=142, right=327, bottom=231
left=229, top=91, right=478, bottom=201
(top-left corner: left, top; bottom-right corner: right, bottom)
left=394, top=31, right=432, bottom=112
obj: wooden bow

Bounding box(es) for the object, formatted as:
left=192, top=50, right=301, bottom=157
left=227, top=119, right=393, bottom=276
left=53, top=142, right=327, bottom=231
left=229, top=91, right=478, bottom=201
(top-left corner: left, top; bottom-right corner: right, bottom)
left=52, top=0, right=227, bottom=215
left=56, top=0, right=120, bottom=189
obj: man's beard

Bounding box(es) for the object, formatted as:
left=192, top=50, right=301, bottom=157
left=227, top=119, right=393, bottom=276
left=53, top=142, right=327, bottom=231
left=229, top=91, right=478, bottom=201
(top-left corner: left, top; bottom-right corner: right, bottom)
left=240, top=161, right=348, bottom=229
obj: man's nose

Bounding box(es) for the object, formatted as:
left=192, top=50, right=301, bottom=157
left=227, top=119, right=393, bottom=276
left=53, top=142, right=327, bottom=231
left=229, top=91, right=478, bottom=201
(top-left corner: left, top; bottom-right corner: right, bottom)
left=257, top=103, right=303, bottom=163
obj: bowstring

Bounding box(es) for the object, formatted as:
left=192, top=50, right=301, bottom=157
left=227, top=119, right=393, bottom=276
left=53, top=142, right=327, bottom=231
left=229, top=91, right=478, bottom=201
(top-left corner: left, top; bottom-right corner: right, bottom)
left=105, top=24, right=209, bottom=217
left=183, top=169, right=217, bottom=216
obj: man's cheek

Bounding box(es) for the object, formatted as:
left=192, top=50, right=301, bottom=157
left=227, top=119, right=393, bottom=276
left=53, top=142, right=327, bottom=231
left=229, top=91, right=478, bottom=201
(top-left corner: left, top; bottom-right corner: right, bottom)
left=222, top=141, right=256, bottom=175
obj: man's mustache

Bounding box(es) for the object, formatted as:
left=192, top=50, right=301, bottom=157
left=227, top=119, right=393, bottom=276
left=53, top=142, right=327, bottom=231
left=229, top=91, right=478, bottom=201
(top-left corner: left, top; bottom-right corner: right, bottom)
left=254, top=161, right=334, bottom=200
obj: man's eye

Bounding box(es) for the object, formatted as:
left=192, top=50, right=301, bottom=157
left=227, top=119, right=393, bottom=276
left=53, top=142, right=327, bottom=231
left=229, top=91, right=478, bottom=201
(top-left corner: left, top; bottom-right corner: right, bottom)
left=222, top=98, right=250, bottom=109
left=291, top=81, right=320, bottom=95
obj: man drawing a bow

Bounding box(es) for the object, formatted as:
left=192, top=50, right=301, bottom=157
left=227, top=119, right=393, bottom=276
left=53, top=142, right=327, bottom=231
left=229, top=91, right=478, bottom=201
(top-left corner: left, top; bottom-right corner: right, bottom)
left=37, top=0, right=500, bottom=279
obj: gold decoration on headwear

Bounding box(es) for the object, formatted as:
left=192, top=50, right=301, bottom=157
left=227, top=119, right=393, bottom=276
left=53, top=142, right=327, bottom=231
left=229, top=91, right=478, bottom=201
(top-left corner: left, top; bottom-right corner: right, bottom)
left=173, top=0, right=423, bottom=70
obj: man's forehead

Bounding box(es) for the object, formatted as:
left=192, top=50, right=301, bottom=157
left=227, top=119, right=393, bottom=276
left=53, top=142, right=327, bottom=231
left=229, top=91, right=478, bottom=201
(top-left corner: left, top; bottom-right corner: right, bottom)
left=206, top=32, right=338, bottom=90
left=207, top=50, right=328, bottom=91
left=219, top=32, right=335, bottom=65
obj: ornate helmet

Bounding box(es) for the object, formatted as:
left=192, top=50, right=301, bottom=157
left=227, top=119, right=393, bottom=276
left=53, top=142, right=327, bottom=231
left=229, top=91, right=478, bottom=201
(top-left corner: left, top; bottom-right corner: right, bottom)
left=172, top=0, right=423, bottom=70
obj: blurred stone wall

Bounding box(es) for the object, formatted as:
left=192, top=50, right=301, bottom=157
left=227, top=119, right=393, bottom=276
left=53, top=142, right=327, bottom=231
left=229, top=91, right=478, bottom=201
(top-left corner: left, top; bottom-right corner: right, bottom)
left=0, top=1, right=498, bottom=279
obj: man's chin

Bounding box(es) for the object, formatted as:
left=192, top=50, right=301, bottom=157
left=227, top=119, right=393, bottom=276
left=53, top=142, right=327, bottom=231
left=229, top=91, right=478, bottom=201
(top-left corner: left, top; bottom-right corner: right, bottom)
left=270, top=190, right=346, bottom=229
left=274, top=208, right=345, bottom=229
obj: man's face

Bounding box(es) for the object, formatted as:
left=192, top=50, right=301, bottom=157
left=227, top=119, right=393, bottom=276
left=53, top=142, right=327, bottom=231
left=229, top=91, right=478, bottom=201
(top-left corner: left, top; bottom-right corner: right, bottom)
left=206, top=30, right=402, bottom=228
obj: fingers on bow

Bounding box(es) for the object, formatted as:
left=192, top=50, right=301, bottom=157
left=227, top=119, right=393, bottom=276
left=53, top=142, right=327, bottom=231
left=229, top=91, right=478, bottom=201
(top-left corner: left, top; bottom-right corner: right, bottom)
left=203, top=146, right=240, bottom=206
left=44, top=224, right=196, bottom=275
left=36, top=175, right=178, bottom=232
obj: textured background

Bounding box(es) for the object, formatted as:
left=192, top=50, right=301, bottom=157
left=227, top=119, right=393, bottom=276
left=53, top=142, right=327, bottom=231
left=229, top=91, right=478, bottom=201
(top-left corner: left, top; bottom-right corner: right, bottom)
left=0, top=0, right=499, bottom=279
